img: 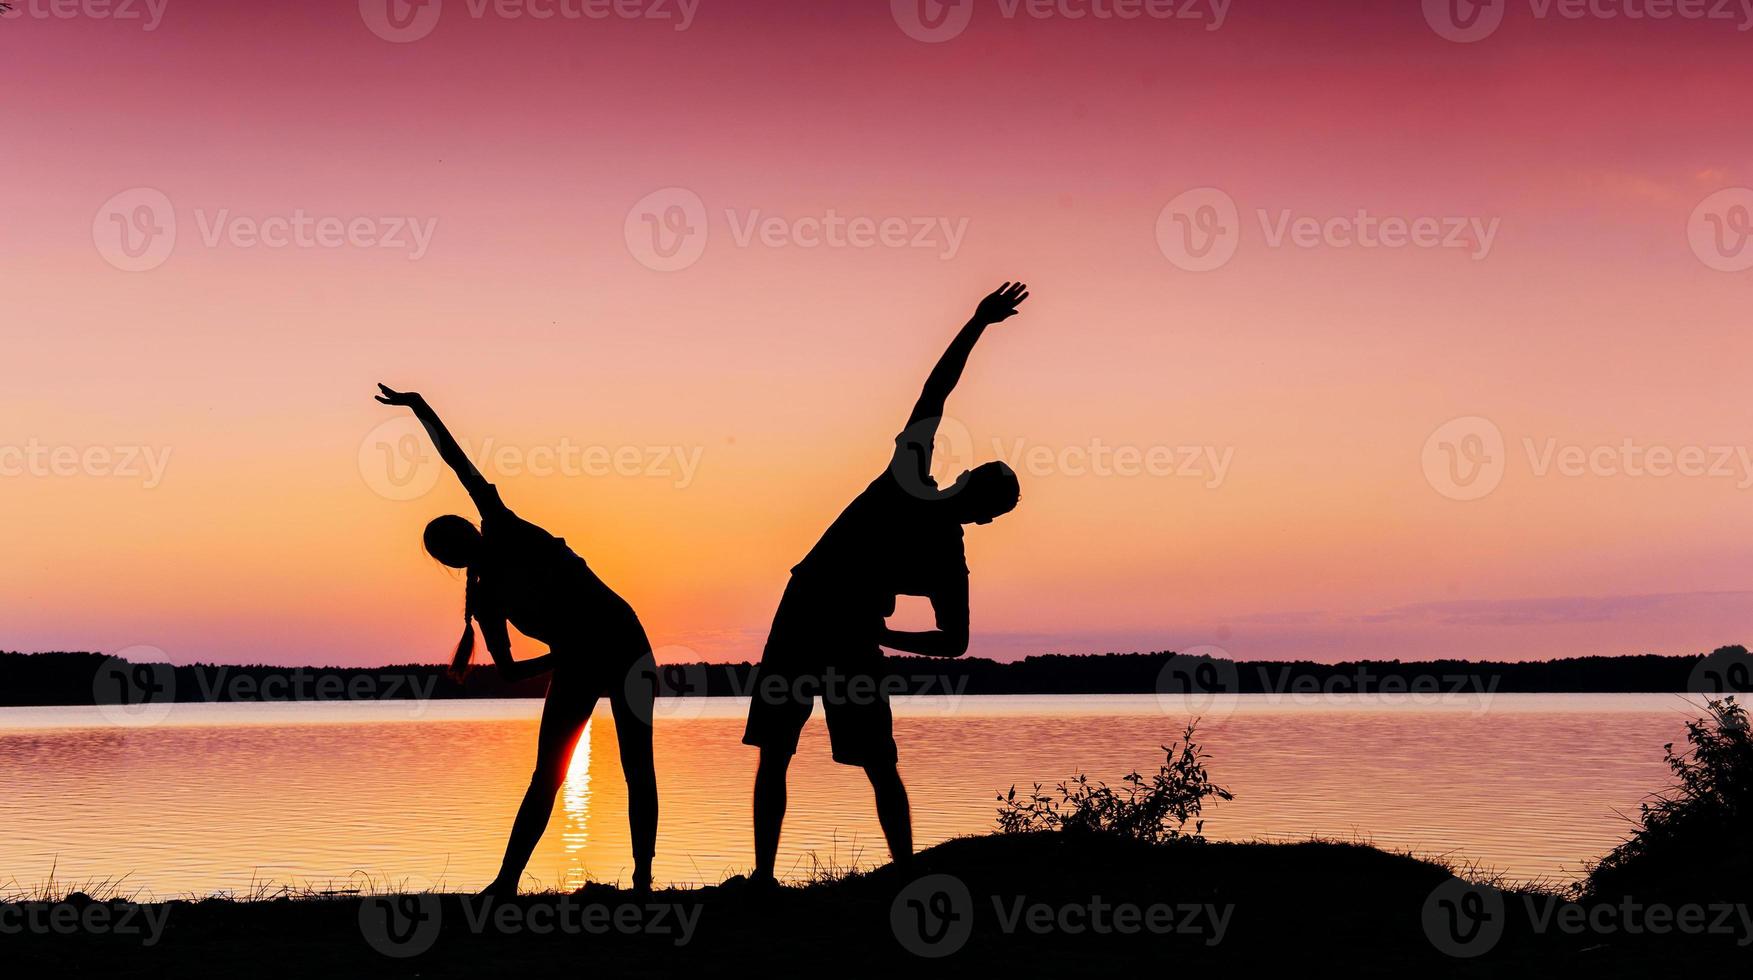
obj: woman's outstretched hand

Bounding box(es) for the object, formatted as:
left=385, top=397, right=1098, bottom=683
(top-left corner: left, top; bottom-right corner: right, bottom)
left=375, top=383, right=423, bottom=408
left=973, top=281, right=1029, bottom=325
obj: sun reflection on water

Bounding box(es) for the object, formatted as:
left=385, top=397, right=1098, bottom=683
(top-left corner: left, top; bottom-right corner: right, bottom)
left=557, top=719, right=593, bottom=886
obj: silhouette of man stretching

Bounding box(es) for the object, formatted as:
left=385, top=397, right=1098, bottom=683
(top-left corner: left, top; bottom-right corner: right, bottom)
left=742, top=283, right=1028, bottom=882
left=375, top=384, right=658, bottom=895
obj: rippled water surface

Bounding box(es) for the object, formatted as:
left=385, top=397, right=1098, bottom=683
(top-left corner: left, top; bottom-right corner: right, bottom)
left=0, top=694, right=1697, bottom=896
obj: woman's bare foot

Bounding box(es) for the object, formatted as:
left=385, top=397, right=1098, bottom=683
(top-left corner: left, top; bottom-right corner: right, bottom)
left=477, top=877, right=517, bottom=898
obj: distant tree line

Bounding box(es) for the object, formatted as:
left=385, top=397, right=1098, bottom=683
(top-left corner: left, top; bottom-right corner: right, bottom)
left=0, top=648, right=1741, bottom=707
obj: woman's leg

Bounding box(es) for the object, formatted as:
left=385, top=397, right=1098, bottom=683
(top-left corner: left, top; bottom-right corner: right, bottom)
left=484, top=673, right=594, bottom=895
left=611, top=655, right=659, bottom=891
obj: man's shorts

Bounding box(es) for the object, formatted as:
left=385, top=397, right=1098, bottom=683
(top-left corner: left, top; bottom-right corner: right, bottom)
left=741, top=588, right=896, bottom=767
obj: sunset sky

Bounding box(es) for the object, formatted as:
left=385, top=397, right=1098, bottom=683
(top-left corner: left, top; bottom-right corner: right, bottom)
left=4, top=0, right=1753, bottom=667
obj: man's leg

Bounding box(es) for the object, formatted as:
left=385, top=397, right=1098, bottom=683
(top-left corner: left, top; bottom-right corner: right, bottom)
left=864, top=762, right=913, bottom=868
left=752, top=745, right=792, bottom=881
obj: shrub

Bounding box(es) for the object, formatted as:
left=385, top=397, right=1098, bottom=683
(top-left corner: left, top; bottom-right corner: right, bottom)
left=1583, top=697, right=1752, bottom=904
left=996, top=723, right=1233, bottom=844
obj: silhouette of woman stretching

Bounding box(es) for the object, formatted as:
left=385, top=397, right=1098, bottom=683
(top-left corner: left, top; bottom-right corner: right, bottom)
left=375, top=384, right=658, bottom=894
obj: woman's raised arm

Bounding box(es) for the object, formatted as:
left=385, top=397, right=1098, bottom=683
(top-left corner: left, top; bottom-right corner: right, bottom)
left=375, top=383, right=498, bottom=513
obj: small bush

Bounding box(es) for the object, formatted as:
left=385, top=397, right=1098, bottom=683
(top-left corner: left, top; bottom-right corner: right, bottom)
left=996, top=723, right=1233, bottom=844
left=1584, top=697, right=1752, bottom=904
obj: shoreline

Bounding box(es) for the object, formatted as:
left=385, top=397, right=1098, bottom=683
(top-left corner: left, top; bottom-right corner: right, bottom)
left=2, top=649, right=1735, bottom=707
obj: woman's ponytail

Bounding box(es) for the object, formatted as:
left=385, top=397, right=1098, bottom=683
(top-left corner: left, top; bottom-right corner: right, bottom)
left=448, top=567, right=480, bottom=682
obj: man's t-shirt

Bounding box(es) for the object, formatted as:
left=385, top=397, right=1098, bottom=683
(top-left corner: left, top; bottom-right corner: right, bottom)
left=772, top=435, right=969, bottom=657
left=471, top=483, right=638, bottom=647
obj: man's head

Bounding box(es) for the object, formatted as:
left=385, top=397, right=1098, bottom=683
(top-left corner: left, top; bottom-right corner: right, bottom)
left=944, top=461, right=1021, bottom=525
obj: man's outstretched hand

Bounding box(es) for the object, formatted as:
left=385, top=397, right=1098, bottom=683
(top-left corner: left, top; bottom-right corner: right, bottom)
left=973, top=282, right=1029, bottom=325
left=374, top=383, right=424, bottom=408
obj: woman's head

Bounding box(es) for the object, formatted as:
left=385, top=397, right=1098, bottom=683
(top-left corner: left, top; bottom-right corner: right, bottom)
left=423, top=515, right=483, bottom=681
left=423, top=514, right=482, bottom=569
left=945, top=460, right=1021, bottom=525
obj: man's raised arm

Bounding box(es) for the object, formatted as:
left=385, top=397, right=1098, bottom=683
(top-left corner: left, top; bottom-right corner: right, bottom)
left=894, top=282, right=1029, bottom=484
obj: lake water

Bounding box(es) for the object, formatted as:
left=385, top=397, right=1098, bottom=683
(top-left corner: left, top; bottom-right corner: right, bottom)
left=0, top=694, right=1703, bottom=898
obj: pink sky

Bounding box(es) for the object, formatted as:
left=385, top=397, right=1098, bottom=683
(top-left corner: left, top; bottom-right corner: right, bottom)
left=4, top=0, right=1753, bottom=666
